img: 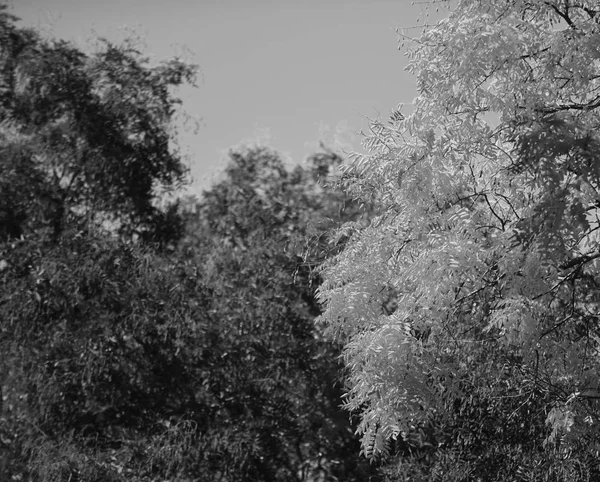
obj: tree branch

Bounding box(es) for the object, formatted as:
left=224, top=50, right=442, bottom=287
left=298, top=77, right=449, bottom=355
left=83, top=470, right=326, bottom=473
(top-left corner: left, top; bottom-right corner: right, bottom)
left=559, top=251, right=600, bottom=270
left=483, top=194, right=507, bottom=230
left=545, top=1, right=576, bottom=28
left=539, top=95, right=600, bottom=114
left=539, top=312, right=574, bottom=339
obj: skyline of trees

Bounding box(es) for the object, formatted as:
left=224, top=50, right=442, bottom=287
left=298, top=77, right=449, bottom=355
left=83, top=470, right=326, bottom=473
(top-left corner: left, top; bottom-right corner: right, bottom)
left=5, top=1, right=600, bottom=481
left=0, top=8, right=377, bottom=480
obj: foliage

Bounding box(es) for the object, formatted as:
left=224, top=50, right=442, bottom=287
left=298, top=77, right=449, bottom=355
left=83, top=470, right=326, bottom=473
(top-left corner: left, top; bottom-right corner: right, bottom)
left=179, top=145, right=377, bottom=481
left=0, top=4, right=195, bottom=245
left=0, top=148, right=370, bottom=480
left=317, top=0, right=600, bottom=480
left=0, top=229, right=211, bottom=481
left=0, top=6, right=204, bottom=480
left=0, top=15, right=376, bottom=478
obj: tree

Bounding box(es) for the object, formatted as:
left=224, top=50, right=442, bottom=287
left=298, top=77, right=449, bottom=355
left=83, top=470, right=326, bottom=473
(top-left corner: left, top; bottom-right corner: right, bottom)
left=1, top=107, right=376, bottom=482
left=0, top=7, right=200, bottom=480
left=0, top=8, right=377, bottom=480
left=0, top=4, right=195, bottom=245
left=0, top=230, right=217, bottom=481
left=178, top=145, right=378, bottom=481
left=317, top=1, right=600, bottom=479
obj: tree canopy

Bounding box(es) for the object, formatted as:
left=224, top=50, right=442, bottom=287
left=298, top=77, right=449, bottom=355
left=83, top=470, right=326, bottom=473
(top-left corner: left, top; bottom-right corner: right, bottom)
left=13, top=0, right=600, bottom=479
left=178, top=145, right=376, bottom=481
left=317, top=0, right=600, bottom=479
left=0, top=4, right=195, bottom=245
left=0, top=7, right=375, bottom=476
left=0, top=5, right=201, bottom=479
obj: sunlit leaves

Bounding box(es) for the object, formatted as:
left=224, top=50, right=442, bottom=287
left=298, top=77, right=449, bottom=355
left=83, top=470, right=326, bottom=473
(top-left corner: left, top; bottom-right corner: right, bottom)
left=317, top=0, right=600, bottom=477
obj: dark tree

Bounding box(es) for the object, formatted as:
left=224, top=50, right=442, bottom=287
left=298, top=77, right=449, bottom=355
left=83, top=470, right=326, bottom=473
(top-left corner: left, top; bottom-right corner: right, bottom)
left=0, top=4, right=195, bottom=245
left=179, top=145, right=377, bottom=481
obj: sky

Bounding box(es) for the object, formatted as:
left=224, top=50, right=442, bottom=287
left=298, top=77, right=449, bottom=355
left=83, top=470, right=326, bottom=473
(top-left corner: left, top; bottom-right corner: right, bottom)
left=10, top=0, right=437, bottom=195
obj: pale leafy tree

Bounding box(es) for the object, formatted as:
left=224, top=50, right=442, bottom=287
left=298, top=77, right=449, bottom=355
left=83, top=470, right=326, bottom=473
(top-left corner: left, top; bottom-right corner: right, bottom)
left=318, top=0, right=600, bottom=477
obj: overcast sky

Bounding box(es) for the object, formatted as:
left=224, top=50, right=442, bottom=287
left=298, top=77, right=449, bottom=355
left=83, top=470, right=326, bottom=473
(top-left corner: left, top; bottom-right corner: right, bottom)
left=11, top=0, right=437, bottom=194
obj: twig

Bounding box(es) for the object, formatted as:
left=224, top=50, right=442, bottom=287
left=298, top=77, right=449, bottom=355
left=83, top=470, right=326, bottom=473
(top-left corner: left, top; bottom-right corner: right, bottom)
left=539, top=313, right=574, bottom=339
